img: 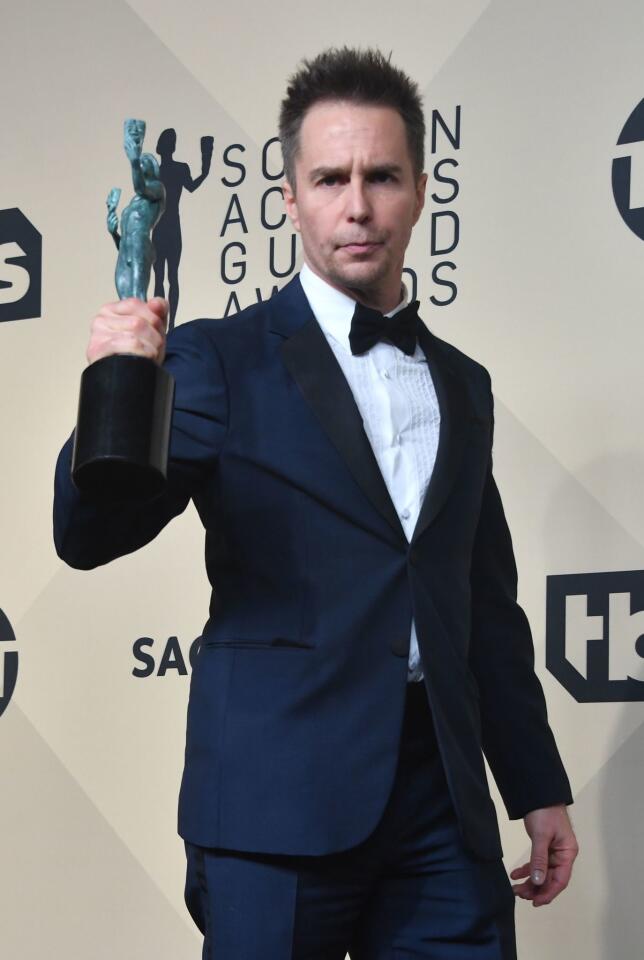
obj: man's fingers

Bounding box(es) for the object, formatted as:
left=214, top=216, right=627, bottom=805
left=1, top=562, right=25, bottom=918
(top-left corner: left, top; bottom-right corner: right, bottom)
left=147, top=296, right=170, bottom=327
left=548, top=855, right=575, bottom=893
left=87, top=298, right=168, bottom=365
left=517, top=806, right=578, bottom=908
left=529, top=833, right=550, bottom=885
left=513, top=859, right=574, bottom=906
left=147, top=296, right=168, bottom=311
left=531, top=872, right=569, bottom=907
left=511, top=879, right=533, bottom=899
left=92, top=315, right=164, bottom=352
left=101, top=298, right=167, bottom=333
left=89, top=334, right=160, bottom=362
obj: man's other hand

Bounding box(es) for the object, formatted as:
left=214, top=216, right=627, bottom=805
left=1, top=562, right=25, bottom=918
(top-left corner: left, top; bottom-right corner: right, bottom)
left=511, top=804, right=578, bottom=907
left=87, top=297, right=168, bottom=366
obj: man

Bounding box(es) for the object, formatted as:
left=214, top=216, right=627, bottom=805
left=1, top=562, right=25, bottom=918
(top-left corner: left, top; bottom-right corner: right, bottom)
left=54, top=48, right=578, bottom=959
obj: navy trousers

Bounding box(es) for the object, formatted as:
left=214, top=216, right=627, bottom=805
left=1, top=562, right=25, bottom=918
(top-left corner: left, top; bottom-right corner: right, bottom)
left=185, top=682, right=516, bottom=959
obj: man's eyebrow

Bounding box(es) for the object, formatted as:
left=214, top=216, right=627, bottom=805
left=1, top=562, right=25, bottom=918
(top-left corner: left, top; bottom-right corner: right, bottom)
left=308, top=166, right=344, bottom=182
left=367, top=164, right=404, bottom=176
left=307, top=163, right=404, bottom=181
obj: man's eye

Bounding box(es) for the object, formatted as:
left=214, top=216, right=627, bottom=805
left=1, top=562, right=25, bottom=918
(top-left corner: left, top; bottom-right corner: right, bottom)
left=371, top=171, right=393, bottom=183
left=319, top=176, right=338, bottom=186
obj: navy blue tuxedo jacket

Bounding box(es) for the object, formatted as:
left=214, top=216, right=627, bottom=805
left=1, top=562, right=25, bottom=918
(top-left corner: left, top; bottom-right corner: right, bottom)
left=54, top=274, right=571, bottom=861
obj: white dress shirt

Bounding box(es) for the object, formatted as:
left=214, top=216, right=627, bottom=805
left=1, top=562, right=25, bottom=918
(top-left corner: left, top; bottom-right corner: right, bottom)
left=299, top=264, right=441, bottom=682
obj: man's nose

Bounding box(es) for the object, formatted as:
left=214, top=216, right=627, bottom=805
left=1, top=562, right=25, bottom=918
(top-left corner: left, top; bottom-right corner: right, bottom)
left=345, top=178, right=371, bottom=222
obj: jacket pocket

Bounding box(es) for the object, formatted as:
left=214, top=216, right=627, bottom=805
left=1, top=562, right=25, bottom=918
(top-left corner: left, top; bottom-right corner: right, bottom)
left=200, top=636, right=314, bottom=650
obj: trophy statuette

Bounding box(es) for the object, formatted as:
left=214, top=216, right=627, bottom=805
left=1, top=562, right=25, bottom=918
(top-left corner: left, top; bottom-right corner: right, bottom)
left=71, top=119, right=175, bottom=500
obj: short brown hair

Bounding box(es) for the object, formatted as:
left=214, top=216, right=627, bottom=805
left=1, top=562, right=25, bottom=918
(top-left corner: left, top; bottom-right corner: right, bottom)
left=279, top=47, right=425, bottom=189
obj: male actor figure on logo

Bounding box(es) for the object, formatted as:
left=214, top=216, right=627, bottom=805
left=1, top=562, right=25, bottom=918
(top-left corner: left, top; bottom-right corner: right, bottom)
left=54, top=48, right=578, bottom=959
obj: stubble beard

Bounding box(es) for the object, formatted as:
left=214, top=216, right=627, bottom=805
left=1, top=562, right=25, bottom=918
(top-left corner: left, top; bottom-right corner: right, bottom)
left=325, top=249, right=392, bottom=303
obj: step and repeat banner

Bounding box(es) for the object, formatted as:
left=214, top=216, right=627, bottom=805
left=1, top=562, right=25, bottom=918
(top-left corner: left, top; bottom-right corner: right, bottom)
left=2, top=0, right=643, bottom=957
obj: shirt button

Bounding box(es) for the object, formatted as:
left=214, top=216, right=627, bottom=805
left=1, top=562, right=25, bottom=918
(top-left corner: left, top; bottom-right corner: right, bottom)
left=393, top=433, right=402, bottom=446
left=382, top=370, right=391, bottom=380
left=400, top=509, right=410, bottom=520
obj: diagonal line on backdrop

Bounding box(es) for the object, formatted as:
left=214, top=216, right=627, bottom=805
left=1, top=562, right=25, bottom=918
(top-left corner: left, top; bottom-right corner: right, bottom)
left=494, top=396, right=644, bottom=555
left=119, top=0, right=262, bottom=150
left=4, top=696, right=196, bottom=933
left=420, top=0, right=493, bottom=95
left=122, top=0, right=493, bottom=144
left=510, top=711, right=644, bottom=873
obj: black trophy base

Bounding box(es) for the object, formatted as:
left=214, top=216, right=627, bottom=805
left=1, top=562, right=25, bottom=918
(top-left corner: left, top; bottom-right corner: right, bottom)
left=71, top=354, right=175, bottom=502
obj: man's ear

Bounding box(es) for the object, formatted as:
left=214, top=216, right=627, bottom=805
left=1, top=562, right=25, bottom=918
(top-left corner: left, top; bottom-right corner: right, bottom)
left=282, top=179, right=300, bottom=231
left=412, top=172, right=428, bottom=226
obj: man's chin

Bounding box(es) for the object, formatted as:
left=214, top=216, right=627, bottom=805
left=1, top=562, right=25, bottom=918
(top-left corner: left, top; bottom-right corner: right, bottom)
left=328, top=262, right=385, bottom=293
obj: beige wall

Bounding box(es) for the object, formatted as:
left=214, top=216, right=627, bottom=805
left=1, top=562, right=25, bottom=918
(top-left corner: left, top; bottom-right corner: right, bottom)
left=1, top=1, right=643, bottom=956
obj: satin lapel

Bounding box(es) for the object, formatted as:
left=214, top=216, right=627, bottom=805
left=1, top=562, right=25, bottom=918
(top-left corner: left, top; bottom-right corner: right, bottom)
left=280, top=317, right=405, bottom=542
left=412, top=323, right=472, bottom=543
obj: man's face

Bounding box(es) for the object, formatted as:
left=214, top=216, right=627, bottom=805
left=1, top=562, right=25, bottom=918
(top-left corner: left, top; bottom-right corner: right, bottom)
left=283, top=101, right=427, bottom=311
left=125, top=118, right=145, bottom=146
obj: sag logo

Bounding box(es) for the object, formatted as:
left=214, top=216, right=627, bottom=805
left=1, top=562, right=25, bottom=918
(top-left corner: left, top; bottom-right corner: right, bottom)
left=612, top=99, right=644, bottom=242
left=0, top=608, right=18, bottom=718
left=546, top=570, right=644, bottom=702
left=0, top=208, right=42, bottom=323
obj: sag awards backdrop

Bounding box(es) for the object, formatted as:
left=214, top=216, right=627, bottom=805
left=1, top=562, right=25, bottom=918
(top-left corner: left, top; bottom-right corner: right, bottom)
left=1, top=0, right=643, bottom=957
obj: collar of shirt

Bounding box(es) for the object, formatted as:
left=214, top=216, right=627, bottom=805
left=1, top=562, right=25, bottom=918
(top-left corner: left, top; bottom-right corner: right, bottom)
left=299, top=262, right=410, bottom=356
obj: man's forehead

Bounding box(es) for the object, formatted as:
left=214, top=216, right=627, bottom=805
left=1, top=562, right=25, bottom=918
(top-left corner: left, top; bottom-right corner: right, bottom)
left=297, top=102, right=408, bottom=161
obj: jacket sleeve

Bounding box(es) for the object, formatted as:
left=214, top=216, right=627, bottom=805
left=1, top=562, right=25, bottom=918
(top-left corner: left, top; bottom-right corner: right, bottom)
left=468, top=383, right=573, bottom=819
left=53, top=320, right=228, bottom=570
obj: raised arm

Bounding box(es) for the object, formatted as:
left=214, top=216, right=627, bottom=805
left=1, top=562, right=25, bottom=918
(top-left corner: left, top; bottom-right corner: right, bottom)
left=183, top=136, right=214, bottom=193
left=124, top=121, right=164, bottom=202
left=54, top=303, right=228, bottom=569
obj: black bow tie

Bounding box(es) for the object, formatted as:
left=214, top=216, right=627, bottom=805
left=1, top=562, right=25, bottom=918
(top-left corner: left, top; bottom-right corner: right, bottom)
left=349, top=299, right=420, bottom=357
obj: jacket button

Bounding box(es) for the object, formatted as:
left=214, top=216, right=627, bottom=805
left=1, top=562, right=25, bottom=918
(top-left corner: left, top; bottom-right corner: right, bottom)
left=408, top=548, right=419, bottom=566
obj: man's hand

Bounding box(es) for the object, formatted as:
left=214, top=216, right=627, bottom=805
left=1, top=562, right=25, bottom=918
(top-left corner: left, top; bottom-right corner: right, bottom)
left=124, top=119, right=144, bottom=164
left=511, top=804, right=578, bottom=907
left=106, top=210, right=119, bottom=237
left=87, top=297, right=168, bottom=366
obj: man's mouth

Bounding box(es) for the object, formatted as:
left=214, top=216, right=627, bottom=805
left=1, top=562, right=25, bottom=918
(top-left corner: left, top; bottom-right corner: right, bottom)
left=339, top=241, right=383, bottom=254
